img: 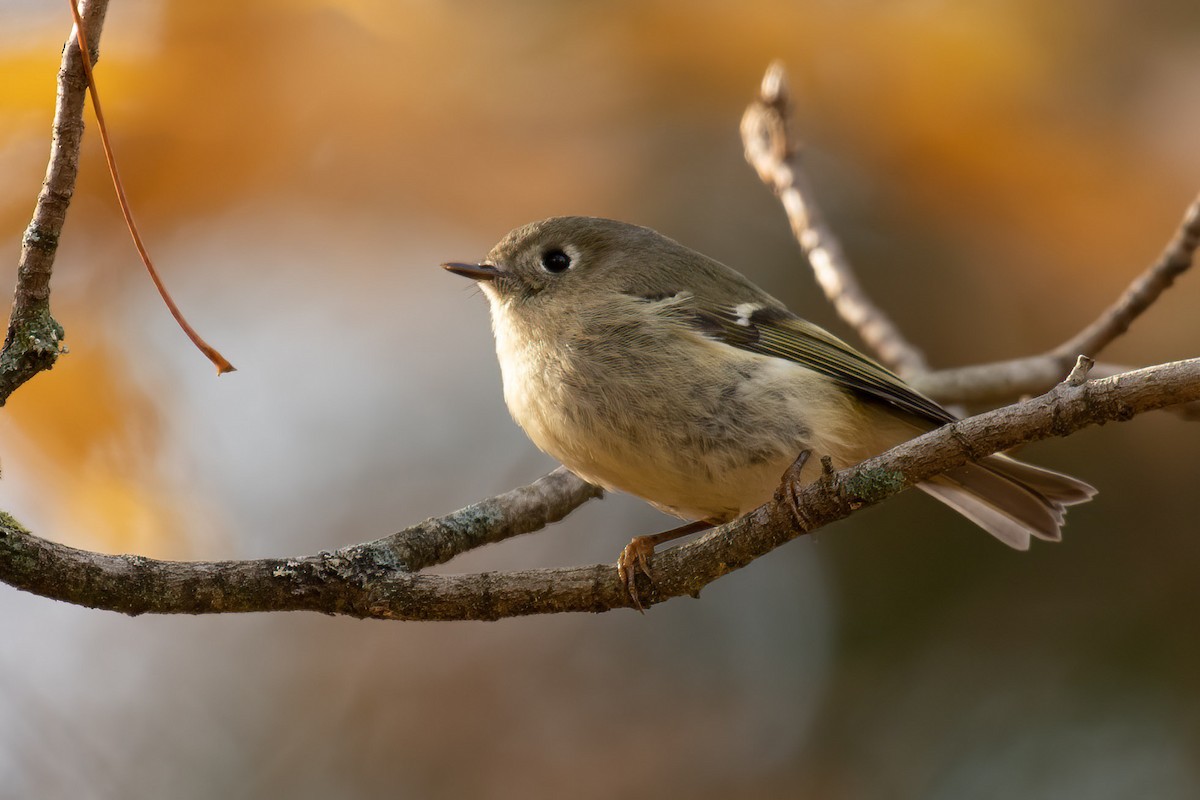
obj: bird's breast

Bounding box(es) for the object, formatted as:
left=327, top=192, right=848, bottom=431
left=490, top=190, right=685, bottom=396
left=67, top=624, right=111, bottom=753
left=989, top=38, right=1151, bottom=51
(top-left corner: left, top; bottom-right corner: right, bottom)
left=489, top=303, right=871, bottom=521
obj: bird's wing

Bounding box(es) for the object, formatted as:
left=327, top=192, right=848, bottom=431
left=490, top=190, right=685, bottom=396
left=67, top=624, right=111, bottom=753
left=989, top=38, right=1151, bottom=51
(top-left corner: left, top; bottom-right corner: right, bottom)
left=654, top=296, right=955, bottom=425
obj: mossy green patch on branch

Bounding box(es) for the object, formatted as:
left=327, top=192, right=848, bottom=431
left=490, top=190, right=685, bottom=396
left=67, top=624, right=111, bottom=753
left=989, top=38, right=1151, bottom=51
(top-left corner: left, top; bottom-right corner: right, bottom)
left=0, top=510, right=32, bottom=537
left=0, top=307, right=65, bottom=403
left=842, top=467, right=907, bottom=504
left=3, top=305, right=64, bottom=355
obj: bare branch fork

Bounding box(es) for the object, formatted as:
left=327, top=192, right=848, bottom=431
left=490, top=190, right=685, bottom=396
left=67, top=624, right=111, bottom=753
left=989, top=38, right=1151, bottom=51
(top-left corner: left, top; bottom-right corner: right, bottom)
left=2, top=33, right=1198, bottom=619
left=741, top=62, right=1200, bottom=405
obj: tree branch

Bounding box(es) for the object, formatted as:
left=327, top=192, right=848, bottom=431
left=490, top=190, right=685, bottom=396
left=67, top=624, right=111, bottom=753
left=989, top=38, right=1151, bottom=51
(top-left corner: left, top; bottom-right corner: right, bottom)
left=741, top=61, right=931, bottom=377
left=376, top=466, right=601, bottom=573
left=1054, top=198, right=1200, bottom=361
left=912, top=195, right=1200, bottom=405
left=0, top=0, right=109, bottom=405
left=3, top=358, right=1197, bottom=619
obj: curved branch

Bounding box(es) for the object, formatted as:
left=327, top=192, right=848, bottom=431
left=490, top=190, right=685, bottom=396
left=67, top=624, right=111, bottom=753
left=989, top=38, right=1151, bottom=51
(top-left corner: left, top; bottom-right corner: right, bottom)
left=3, top=358, right=1197, bottom=619
left=0, top=0, right=109, bottom=404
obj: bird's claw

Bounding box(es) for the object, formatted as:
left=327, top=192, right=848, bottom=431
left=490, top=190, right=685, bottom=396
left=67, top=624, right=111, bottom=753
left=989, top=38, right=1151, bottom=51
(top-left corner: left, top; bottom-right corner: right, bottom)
left=780, top=449, right=812, bottom=529
left=617, top=536, right=657, bottom=613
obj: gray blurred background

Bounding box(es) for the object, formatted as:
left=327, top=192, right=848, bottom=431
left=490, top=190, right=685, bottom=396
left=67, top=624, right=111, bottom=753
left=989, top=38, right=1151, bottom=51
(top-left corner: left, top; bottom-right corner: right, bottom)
left=2, top=1, right=1199, bottom=797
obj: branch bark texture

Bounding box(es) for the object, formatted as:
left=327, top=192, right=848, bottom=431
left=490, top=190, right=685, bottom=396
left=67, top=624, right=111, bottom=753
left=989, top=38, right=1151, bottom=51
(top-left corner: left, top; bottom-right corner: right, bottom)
left=3, top=358, right=1197, bottom=619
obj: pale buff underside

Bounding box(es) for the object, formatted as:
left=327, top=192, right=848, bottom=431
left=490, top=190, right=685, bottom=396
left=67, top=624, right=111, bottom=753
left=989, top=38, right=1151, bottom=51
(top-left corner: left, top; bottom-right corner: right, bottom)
left=488, top=291, right=920, bottom=524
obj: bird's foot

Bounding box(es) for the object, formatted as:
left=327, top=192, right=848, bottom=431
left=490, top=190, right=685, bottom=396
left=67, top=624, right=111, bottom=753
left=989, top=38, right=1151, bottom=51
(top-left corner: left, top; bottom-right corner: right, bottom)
left=616, top=520, right=715, bottom=612
left=779, top=449, right=813, bottom=529
left=617, top=535, right=658, bottom=613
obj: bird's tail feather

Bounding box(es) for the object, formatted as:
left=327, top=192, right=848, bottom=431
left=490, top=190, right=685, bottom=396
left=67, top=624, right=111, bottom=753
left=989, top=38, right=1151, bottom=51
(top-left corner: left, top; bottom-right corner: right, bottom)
left=917, top=455, right=1097, bottom=550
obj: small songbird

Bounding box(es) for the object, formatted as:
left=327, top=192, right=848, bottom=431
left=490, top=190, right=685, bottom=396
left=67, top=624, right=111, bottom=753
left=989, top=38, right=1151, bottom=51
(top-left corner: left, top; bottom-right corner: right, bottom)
left=443, top=217, right=1096, bottom=608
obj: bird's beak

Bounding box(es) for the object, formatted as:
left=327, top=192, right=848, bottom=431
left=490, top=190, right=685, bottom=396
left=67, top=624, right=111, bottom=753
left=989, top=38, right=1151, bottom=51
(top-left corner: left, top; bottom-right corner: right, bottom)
left=442, top=262, right=499, bottom=281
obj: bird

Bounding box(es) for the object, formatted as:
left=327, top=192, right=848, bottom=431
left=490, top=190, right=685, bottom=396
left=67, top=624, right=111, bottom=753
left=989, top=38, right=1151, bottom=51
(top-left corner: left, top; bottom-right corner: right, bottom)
left=443, top=216, right=1096, bottom=609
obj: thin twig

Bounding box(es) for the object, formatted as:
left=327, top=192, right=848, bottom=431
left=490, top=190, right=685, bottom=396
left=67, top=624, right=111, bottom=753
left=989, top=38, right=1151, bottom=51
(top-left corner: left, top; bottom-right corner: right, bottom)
left=66, top=0, right=235, bottom=375
left=372, top=466, right=601, bottom=572
left=909, top=197, right=1200, bottom=405
left=0, top=0, right=109, bottom=405
left=1053, top=196, right=1200, bottom=361
left=1064, top=355, right=1095, bottom=387
left=3, top=358, right=1198, bottom=619
left=741, top=61, right=930, bottom=377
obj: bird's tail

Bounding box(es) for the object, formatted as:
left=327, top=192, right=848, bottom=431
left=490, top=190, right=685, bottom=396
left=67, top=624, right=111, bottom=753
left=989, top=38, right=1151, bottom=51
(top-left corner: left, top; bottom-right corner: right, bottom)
left=917, top=455, right=1097, bottom=549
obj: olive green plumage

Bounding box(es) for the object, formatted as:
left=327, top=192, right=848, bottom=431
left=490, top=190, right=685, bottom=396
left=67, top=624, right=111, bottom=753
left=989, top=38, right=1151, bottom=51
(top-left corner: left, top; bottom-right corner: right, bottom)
left=446, top=216, right=1095, bottom=550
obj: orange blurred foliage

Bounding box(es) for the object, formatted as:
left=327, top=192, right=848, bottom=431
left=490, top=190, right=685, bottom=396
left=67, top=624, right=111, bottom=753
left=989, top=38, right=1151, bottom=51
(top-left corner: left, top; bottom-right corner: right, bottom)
left=2, top=335, right=193, bottom=556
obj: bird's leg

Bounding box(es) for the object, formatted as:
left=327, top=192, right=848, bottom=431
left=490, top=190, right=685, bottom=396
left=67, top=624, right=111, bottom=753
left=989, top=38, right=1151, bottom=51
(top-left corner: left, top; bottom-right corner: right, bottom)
left=617, top=519, right=714, bottom=612
left=780, top=450, right=814, bottom=529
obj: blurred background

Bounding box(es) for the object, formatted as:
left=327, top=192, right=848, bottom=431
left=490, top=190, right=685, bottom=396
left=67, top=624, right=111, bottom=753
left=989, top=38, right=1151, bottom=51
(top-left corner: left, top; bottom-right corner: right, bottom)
left=2, top=0, right=1199, bottom=797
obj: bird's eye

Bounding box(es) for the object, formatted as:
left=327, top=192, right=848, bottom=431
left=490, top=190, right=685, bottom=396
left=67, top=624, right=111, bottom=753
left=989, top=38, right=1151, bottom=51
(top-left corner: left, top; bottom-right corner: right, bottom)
left=540, top=248, right=572, bottom=273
